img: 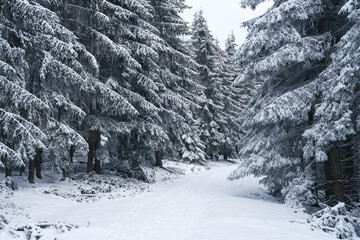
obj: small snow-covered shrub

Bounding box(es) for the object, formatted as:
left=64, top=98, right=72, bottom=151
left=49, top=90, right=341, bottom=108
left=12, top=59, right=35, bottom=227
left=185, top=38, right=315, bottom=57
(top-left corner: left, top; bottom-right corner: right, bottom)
left=282, top=177, right=317, bottom=210
left=0, top=177, right=15, bottom=198
left=14, top=221, right=78, bottom=239
left=4, top=177, right=18, bottom=190
left=42, top=173, right=151, bottom=202
left=305, top=203, right=360, bottom=239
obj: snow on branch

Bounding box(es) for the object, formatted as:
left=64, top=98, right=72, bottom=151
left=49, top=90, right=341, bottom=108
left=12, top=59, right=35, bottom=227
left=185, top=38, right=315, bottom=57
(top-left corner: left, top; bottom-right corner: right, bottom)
left=238, top=25, right=301, bottom=63
left=0, top=76, right=49, bottom=113
left=240, top=0, right=269, bottom=10
left=254, top=38, right=324, bottom=74
left=252, top=0, right=323, bottom=27
left=47, top=118, right=88, bottom=152
left=304, top=203, right=360, bottom=239
left=90, top=30, right=141, bottom=69
left=106, top=79, right=159, bottom=114
left=0, top=142, right=24, bottom=168
left=249, top=83, right=316, bottom=126
left=87, top=116, right=132, bottom=135
left=0, top=108, right=46, bottom=150
left=89, top=78, right=139, bottom=117
left=49, top=91, right=86, bottom=120
left=10, top=0, right=59, bottom=35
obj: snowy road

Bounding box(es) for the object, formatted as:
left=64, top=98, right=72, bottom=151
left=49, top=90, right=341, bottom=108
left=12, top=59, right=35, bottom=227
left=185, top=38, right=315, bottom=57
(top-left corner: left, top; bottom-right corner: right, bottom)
left=8, top=162, right=335, bottom=240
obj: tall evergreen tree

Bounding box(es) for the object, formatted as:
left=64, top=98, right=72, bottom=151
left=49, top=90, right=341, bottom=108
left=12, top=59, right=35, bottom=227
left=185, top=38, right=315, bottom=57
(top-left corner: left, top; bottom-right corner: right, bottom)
left=190, top=11, right=246, bottom=160
left=225, top=31, right=237, bottom=59
left=190, top=11, right=224, bottom=160
left=230, top=0, right=359, bottom=209
left=150, top=0, right=207, bottom=164
left=0, top=0, right=138, bottom=179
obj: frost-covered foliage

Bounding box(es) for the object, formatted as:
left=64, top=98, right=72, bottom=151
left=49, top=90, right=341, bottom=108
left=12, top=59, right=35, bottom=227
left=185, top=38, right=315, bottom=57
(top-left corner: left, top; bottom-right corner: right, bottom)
left=1, top=0, right=244, bottom=181
left=190, top=11, right=245, bottom=161
left=305, top=203, right=360, bottom=239
left=231, top=0, right=360, bottom=209
left=181, top=128, right=206, bottom=164
left=0, top=8, right=49, bottom=170
left=149, top=0, right=208, bottom=162
left=282, top=176, right=318, bottom=210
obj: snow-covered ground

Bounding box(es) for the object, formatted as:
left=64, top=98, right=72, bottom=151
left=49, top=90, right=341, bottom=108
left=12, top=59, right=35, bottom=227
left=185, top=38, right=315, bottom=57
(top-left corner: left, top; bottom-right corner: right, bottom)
left=1, top=161, right=338, bottom=240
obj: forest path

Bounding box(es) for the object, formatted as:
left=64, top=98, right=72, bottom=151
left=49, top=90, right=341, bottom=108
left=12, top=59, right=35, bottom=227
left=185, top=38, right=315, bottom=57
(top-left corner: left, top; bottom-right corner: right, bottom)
left=10, top=162, right=334, bottom=240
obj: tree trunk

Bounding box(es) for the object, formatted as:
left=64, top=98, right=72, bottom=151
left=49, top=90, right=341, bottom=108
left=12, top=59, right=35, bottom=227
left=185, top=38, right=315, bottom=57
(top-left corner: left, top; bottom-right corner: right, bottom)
left=224, top=152, right=228, bottom=160
left=69, top=145, right=75, bottom=163
left=87, top=130, right=100, bottom=173
left=155, top=150, right=162, bottom=167
left=87, top=149, right=94, bottom=173
left=324, top=146, right=345, bottom=204
left=28, top=159, right=35, bottom=183
left=5, top=167, right=12, bottom=177
left=94, top=158, right=101, bottom=174
left=35, top=148, right=42, bottom=179
left=62, top=0, right=69, bottom=27
left=320, top=1, right=332, bottom=64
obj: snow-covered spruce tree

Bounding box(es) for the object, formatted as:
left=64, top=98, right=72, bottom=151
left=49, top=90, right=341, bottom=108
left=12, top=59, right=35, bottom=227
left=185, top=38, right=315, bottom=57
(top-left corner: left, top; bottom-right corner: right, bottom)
left=61, top=0, right=198, bottom=172
left=1, top=0, right=142, bottom=179
left=230, top=0, right=359, bottom=208
left=190, top=11, right=246, bottom=160
left=225, top=31, right=237, bottom=59
left=0, top=0, right=91, bottom=179
left=190, top=11, right=225, bottom=160
left=301, top=0, right=360, bottom=207
left=51, top=0, right=151, bottom=175
left=149, top=0, right=207, bottom=164
left=0, top=4, right=49, bottom=181
left=214, top=35, right=247, bottom=159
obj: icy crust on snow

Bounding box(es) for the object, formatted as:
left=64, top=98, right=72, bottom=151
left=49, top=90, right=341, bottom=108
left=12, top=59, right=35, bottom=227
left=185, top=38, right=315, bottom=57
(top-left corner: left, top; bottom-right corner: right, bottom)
left=303, top=203, right=360, bottom=239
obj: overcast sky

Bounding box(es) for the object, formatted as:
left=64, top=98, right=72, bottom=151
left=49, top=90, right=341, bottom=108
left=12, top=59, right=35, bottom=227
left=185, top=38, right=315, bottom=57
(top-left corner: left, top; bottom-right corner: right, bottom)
left=181, top=0, right=273, bottom=48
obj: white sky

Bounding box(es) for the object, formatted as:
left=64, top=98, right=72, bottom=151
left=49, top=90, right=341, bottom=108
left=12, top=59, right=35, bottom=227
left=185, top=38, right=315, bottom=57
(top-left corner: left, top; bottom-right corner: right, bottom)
left=181, top=0, right=273, bottom=48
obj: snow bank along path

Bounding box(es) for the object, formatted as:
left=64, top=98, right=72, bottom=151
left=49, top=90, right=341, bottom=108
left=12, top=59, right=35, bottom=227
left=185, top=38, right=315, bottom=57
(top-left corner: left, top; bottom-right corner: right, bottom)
left=9, top=162, right=335, bottom=240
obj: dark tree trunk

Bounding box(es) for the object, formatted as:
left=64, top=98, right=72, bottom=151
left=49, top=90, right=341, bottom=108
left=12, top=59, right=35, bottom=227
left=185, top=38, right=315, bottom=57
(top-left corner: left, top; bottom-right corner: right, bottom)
left=69, top=145, right=75, bottom=163
left=62, top=0, right=69, bottom=28
left=94, top=158, right=101, bottom=174
left=62, top=145, right=76, bottom=178
left=87, top=130, right=100, bottom=173
left=5, top=167, right=12, bottom=177
left=324, top=146, right=345, bottom=204
left=28, top=159, right=35, bottom=183
left=87, top=149, right=94, bottom=173
left=35, top=148, right=42, bottom=179
left=155, top=150, right=162, bottom=167
left=224, top=153, right=228, bottom=160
